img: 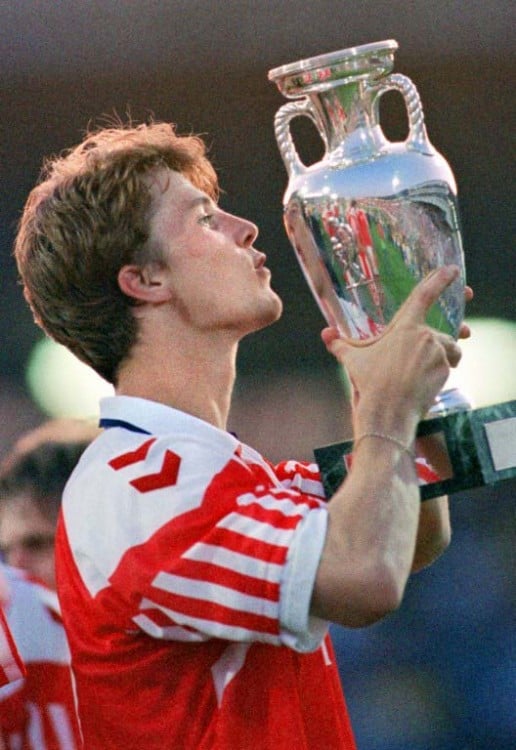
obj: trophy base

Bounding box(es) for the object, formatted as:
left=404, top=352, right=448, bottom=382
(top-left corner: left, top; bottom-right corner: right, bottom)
left=314, top=400, right=516, bottom=500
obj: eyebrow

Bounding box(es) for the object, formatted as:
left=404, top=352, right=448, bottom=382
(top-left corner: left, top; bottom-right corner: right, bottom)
left=187, top=195, right=215, bottom=211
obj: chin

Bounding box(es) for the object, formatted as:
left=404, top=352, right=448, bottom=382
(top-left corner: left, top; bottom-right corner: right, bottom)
left=240, top=294, right=283, bottom=336
left=256, top=295, right=283, bottom=330
left=263, top=288, right=283, bottom=319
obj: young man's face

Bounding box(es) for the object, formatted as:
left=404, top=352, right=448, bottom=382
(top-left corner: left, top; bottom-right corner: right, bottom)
left=0, top=494, right=56, bottom=589
left=146, top=170, right=283, bottom=336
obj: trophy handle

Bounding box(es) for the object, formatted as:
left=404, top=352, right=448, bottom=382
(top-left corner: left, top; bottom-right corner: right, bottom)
left=375, top=73, right=433, bottom=155
left=273, top=99, right=325, bottom=178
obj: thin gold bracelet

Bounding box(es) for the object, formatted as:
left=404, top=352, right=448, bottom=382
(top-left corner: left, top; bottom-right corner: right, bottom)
left=353, top=431, right=416, bottom=461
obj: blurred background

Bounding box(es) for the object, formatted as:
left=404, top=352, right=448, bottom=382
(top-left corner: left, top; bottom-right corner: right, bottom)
left=1, top=2, right=514, bottom=747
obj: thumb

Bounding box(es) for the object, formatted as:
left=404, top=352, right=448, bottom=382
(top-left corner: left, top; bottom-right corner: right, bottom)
left=391, top=265, right=460, bottom=329
left=321, top=326, right=341, bottom=347
left=321, top=326, right=352, bottom=357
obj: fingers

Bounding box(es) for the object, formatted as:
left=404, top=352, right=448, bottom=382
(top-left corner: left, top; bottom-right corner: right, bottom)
left=458, top=284, right=473, bottom=339
left=321, top=327, right=354, bottom=365
left=321, top=267, right=468, bottom=366
left=392, top=266, right=460, bottom=328
left=436, top=333, right=462, bottom=368
left=320, top=327, right=341, bottom=347
left=457, top=321, right=472, bottom=340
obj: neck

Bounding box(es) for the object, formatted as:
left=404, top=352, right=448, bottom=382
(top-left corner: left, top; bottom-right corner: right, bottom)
left=116, top=326, right=239, bottom=430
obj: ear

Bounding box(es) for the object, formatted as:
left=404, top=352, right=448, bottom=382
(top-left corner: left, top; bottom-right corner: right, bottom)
left=117, top=263, right=172, bottom=304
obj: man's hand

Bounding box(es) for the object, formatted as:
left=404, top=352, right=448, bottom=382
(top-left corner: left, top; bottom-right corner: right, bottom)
left=321, top=266, right=464, bottom=436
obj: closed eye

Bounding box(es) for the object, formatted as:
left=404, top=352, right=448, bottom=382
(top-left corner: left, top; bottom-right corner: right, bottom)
left=199, top=213, right=217, bottom=229
left=189, top=194, right=219, bottom=228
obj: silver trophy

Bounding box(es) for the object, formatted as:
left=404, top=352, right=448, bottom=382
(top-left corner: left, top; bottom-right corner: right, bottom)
left=269, top=40, right=516, bottom=497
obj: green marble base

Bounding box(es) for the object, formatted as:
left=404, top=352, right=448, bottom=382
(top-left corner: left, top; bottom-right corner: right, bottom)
left=314, top=400, right=516, bottom=500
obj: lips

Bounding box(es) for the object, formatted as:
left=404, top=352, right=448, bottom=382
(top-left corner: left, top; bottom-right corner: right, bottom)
left=252, top=249, right=267, bottom=270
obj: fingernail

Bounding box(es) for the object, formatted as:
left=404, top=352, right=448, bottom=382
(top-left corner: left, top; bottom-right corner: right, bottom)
left=445, top=265, right=459, bottom=278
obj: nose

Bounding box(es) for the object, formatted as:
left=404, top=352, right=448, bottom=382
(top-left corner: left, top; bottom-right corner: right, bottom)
left=232, top=214, right=259, bottom=248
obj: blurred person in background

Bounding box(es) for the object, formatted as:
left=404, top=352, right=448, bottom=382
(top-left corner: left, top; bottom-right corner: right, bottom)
left=0, top=563, right=78, bottom=750
left=0, top=566, right=25, bottom=689
left=0, top=420, right=99, bottom=749
left=13, top=120, right=472, bottom=750
left=0, top=419, right=100, bottom=589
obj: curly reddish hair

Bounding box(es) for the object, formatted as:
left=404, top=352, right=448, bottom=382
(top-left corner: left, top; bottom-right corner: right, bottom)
left=14, top=120, right=219, bottom=384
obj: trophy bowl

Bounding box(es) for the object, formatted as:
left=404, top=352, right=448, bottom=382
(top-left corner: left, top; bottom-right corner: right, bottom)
left=269, top=40, right=466, bottom=344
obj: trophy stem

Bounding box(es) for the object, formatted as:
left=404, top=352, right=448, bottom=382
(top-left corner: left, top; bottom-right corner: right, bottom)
left=428, top=386, right=472, bottom=417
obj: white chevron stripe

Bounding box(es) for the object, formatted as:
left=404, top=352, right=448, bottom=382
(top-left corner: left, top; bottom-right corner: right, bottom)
left=279, top=477, right=325, bottom=497
left=133, top=610, right=210, bottom=642
left=236, top=491, right=316, bottom=515
left=152, top=572, right=277, bottom=617
left=211, top=642, right=251, bottom=706
left=135, top=597, right=281, bottom=644
left=182, top=543, right=283, bottom=581
left=215, top=512, right=294, bottom=545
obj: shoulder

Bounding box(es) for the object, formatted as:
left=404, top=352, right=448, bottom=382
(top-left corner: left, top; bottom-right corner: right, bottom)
left=58, top=427, right=253, bottom=592
left=64, top=425, right=242, bottom=514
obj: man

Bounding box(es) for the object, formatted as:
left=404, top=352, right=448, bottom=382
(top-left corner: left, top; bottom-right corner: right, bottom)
left=0, top=570, right=25, bottom=690
left=0, top=563, right=79, bottom=750
left=14, top=121, right=470, bottom=749
left=0, top=420, right=100, bottom=590
left=0, top=421, right=98, bottom=749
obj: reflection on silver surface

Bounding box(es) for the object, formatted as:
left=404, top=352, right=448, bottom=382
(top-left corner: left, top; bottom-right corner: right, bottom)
left=269, top=40, right=466, bottom=341
left=284, top=183, right=464, bottom=340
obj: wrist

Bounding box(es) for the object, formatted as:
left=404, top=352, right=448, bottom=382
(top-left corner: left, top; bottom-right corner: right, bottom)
left=353, top=431, right=416, bottom=461
left=353, top=404, right=419, bottom=446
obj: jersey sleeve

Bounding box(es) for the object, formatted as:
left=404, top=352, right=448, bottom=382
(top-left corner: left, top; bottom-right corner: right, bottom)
left=61, top=436, right=330, bottom=653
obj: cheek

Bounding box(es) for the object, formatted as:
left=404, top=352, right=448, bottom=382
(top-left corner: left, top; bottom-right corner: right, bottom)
left=184, top=241, right=211, bottom=260
left=173, top=227, right=219, bottom=261
left=179, top=252, right=238, bottom=296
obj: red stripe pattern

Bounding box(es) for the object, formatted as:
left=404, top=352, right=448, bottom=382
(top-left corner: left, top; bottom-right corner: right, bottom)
left=56, top=405, right=356, bottom=749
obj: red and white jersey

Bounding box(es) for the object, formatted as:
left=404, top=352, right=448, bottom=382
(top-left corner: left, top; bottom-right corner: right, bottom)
left=57, top=396, right=356, bottom=749
left=0, top=600, right=25, bottom=689
left=0, top=565, right=81, bottom=750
